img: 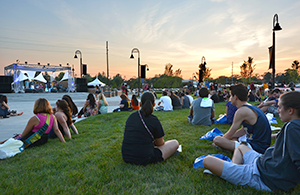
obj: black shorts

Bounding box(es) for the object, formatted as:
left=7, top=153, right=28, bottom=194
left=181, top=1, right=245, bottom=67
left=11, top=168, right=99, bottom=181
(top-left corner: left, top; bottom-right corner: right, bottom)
left=142, top=148, right=164, bottom=165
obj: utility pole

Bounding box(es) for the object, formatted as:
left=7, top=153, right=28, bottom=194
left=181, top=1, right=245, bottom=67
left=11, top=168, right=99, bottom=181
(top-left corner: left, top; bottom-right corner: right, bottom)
left=106, top=41, right=109, bottom=86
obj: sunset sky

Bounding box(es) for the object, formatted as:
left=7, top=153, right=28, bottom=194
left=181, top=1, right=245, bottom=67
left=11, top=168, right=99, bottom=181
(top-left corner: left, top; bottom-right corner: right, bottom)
left=0, top=0, right=299, bottom=80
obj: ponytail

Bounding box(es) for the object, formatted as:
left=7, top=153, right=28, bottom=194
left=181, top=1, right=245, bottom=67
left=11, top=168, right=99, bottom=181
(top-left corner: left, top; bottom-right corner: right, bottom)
left=141, top=92, right=155, bottom=117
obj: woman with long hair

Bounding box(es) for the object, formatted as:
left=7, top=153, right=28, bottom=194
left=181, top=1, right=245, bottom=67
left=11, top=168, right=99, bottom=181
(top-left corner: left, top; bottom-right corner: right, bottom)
left=168, top=90, right=182, bottom=110
left=0, top=95, right=23, bottom=118
left=62, top=94, right=78, bottom=117
left=0, top=98, right=65, bottom=147
left=49, top=99, right=78, bottom=139
left=131, top=95, right=140, bottom=110
left=122, top=91, right=179, bottom=165
left=97, top=93, right=109, bottom=114
left=78, top=93, right=99, bottom=117
left=113, top=94, right=132, bottom=112
left=203, top=91, right=300, bottom=192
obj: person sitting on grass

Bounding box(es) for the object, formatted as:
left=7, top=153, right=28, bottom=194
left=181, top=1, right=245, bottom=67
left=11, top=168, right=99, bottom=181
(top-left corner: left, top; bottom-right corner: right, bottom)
left=203, top=91, right=300, bottom=192
left=113, top=94, right=132, bottom=112
left=0, top=98, right=65, bottom=147
left=48, top=99, right=78, bottom=139
left=188, top=88, right=215, bottom=125
left=97, top=93, right=109, bottom=114
left=122, top=91, right=179, bottom=165
left=62, top=94, right=78, bottom=118
left=213, top=84, right=271, bottom=154
left=78, top=93, right=99, bottom=117
left=131, top=94, right=140, bottom=110
left=156, top=91, right=173, bottom=111
left=258, top=88, right=281, bottom=116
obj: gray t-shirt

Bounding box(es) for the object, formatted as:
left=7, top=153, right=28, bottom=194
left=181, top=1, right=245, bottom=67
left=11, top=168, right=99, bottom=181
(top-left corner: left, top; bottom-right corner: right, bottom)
left=191, top=97, right=214, bottom=125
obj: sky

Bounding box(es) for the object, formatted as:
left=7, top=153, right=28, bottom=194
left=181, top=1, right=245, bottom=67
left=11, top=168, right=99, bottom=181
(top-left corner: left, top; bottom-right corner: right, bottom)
left=0, top=0, right=299, bottom=80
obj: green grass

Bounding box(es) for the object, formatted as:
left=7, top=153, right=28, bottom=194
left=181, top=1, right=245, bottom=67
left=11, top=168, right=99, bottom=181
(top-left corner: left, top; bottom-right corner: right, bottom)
left=1, top=102, right=299, bottom=194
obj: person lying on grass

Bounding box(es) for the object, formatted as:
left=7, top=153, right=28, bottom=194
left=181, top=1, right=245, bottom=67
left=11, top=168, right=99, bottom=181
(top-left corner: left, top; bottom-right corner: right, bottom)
left=122, top=91, right=179, bottom=165
left=203, top=91, right=300, bottom=192
left=213, top=83, right=271, bottom=154
left=0, top=98, right=65, bottom=147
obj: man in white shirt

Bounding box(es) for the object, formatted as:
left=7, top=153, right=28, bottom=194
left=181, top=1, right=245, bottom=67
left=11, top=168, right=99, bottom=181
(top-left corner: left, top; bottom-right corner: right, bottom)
left=157, top=91, right=173, bottom=111
left=185, top=91, right=194, bottom=107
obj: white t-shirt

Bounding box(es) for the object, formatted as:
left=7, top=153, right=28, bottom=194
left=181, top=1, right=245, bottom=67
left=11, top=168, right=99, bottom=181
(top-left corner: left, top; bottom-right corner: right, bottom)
left=186, top=95, right=194, bottom=107
left=160, top=96, right=173, bottom=111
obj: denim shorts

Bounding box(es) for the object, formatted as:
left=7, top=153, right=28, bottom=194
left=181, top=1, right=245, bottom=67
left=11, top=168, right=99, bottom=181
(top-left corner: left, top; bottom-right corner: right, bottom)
left=221, top=150, right=271, bottom=191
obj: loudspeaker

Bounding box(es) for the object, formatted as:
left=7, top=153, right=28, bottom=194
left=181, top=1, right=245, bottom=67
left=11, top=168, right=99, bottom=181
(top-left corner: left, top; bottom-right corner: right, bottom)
left=82, top=64, right=87, bottom=75
left=141, top=65, right=146, bottom=79
left=0, top=76, right=13, bottom=93
left=76, top=78, right=87, bottom=92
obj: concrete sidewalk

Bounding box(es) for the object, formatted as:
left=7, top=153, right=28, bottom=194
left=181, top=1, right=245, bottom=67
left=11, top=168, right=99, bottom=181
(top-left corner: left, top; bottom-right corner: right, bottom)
left=0, top=92, right=122, bottom=140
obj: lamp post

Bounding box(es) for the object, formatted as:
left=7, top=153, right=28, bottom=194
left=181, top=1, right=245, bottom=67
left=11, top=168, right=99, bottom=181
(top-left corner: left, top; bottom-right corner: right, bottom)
left=199, top=56, right=206, bottom=83
left=130, top=48, right=140, bottom=96
left=271, top=14, right=282, bottom=89
left=74, top=50, right=82, bottom=78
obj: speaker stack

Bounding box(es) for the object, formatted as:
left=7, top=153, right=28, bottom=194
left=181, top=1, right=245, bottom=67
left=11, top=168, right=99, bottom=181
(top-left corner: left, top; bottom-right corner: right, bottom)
left=76, top=78, right=87, bottom=92
left=0, top=76, right=13, bottom=93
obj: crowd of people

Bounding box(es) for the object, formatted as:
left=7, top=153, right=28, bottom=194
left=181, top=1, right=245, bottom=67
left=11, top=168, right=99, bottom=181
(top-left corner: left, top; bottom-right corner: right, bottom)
left=1, top=82, right=299, bottom=192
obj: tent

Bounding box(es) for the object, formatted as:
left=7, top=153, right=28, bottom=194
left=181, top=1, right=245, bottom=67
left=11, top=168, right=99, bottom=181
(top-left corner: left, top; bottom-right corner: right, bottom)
left=88, top=78, right=106, bottom=87
left=14, top=71, right=28, bottom=83
left=34, top=72, right=47, bottom=83
left=59, top=71, right=73, bottom=82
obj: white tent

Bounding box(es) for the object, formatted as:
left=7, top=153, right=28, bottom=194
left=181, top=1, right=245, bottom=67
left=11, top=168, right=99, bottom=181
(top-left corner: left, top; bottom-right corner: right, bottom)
left=14, top=71, right=28, bottom=83
left=34, top=72, right=47, bottom=83
left=25, top=70, right=36, bottom=81
left=59, top=71, right=73, bottom=82
left=88, top=78, right=106, bottom=86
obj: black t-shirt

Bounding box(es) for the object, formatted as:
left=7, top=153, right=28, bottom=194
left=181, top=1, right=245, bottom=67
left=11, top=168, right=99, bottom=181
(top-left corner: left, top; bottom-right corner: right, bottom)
left=171, top=96, right=181, bottom=107
left=211, top=94, right=219, bottom=103
left=120, top=99, right=132, bottom=111
left=122, top=111, right=165, bottom=164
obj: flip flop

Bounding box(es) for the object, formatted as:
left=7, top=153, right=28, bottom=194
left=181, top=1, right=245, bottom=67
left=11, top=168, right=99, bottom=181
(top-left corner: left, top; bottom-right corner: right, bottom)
left=17, top=112, right=23, bottom=116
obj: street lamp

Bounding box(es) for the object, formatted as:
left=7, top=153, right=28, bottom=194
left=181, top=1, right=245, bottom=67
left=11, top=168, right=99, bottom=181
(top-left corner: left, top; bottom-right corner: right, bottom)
left=199, top=56, right=206, bottom=83
left=271, top=14, right=282, bottom=89
left=130, top=48, right=140, bottom=96
left=74, top=50, right=82, bottom=78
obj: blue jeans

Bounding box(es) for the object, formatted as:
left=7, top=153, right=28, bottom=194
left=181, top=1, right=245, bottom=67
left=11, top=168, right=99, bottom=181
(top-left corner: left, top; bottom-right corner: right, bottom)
left=0, top=107, right=8, bottom=117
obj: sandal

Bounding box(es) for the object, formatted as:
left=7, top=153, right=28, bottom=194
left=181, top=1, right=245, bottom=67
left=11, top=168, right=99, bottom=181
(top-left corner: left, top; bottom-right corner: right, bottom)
left=17, top=112, right=23, bottom=116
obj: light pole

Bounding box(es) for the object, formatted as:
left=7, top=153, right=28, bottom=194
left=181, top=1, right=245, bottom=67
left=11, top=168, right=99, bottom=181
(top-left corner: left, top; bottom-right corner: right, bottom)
left=74, top=50, right=82, bottom=78
left=271, top=14, right=282, bottom=89
left=130, top=48, right=140, bottom=96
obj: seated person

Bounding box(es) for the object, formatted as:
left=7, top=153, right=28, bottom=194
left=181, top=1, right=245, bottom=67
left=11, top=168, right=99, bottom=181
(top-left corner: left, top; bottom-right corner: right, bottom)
left=188, top=88, right=215, bottom=125
left=203, top=91, right=300, bottom=192
left=113, top=94, right=132, bottom=112
left=78, top=93, right=99, bottom=117
left=213, top=84, right=271, bottom=154
left=97, top=93, right=109, bottom=114
left=157, top=91, right=173, bottom=111
left=210, top=90, right=219, bottom=103
left=0, top=95, right=23, bottom=118
left=62, top=95, right=78, bottom=118
left=49, top=99, right=78, bottom=139
left=226, top=100, right=238, bottom=125
left=0, top=98, right=65, bottom=147
left=122, top=92, right=179, bottom=165
left=168, top=91, right=182, bottom=110
left=179, top=92, right=190, bottom=109
left=217, top=90, right=224, bottom=102
left=131, top=95, right=140, bottom=110
left=185, top=91, right=194, bottom=107
left=258, top=88, right=281, bottom=116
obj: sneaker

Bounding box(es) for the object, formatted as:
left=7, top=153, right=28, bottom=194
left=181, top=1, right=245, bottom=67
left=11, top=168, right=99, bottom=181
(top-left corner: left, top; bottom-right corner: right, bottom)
left=203, top=169, right=215, bottom=176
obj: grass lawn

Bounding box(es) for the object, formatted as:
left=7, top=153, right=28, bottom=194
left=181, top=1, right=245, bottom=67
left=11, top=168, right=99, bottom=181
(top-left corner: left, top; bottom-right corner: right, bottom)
left=1, top=102, right=299, bottom=194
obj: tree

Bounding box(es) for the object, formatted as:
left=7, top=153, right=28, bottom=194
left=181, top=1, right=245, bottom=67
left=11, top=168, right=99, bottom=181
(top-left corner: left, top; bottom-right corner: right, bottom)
left=263, top=72, right=272, bottom=83
left=174, top=68, right=182, bottom=77
left=240, top=56, right=256, bottom=83
left=110, top=74, right=124, bottom=89
left=291, top=60, right=300, bottom=72
left=164, top=63, right=173, bottom=76
left=283, top=68, right=299, bottom=84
